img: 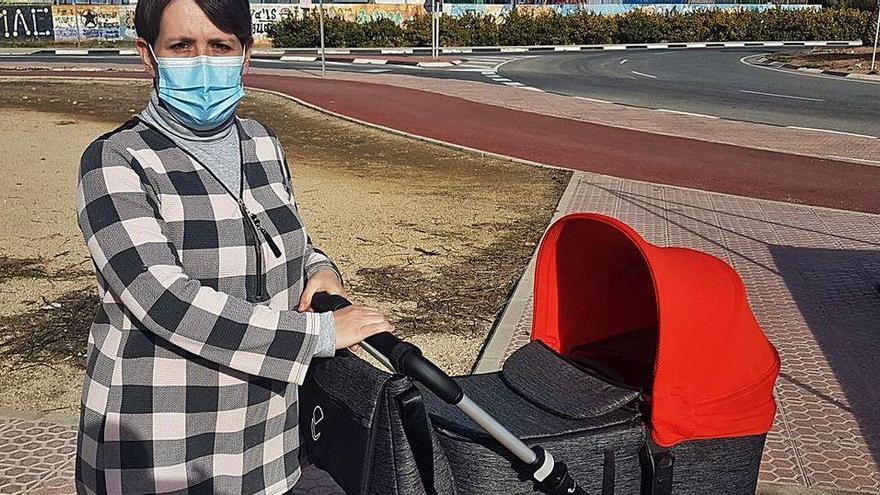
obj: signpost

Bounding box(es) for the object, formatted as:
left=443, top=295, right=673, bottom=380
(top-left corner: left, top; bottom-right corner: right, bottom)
left=425, top=0, right=440, bottom=58
left=871, top=1, right=879, bottom=73
left=318, top=0, right=326, bottom=77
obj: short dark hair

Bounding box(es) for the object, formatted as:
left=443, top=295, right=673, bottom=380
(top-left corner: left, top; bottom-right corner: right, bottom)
left=135, top=0, right=253, bottom=48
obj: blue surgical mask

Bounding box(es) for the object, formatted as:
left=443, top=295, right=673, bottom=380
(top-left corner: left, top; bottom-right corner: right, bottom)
left=149, top=45, right=246, bottom=131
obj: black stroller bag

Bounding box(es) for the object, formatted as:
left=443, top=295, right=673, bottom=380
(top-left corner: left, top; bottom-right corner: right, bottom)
left=421, top=341, right=647, bottom=495
left=422, top=341, right=768, bottom=495
left=299, top=349, right=455, bottom=495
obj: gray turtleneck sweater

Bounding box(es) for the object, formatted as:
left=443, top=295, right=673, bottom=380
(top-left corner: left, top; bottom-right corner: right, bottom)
left=140, top=90, right=336, bottom=358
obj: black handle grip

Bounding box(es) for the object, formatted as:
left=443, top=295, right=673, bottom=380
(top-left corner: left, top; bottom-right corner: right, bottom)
left=311, top=292, right=352, bottom=312
left=310, top=292, right=463, bottom=405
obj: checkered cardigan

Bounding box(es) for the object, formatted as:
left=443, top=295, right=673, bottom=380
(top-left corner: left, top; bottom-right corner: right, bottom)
left=74, top=116, right=341, bottom=495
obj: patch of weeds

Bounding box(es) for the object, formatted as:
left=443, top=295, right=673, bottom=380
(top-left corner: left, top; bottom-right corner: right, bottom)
left=0, top=256, right=47, bottom=284
left=0, top=287, right=98, bottom=371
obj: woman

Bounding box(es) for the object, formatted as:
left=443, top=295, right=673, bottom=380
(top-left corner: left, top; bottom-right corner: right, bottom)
left=74, top=0, right=393, bottom=493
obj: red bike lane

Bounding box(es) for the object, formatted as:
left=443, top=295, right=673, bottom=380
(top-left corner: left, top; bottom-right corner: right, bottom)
left=5, top=69, right=878, bottom=213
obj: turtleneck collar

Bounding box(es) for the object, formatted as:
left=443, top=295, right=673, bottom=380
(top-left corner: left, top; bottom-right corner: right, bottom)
left=140, top=88, right=237, bottom=143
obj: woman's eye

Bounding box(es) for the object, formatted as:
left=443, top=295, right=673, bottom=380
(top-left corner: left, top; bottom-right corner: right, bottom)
left=171, top=43, right=191, bottom=51
left=213, top=44, right=231, bottom=52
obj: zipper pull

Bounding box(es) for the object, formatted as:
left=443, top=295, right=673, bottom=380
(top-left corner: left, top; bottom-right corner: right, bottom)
left=252, top=215, right=282, bottom=258
left=240, top=200, right=282, bottom=258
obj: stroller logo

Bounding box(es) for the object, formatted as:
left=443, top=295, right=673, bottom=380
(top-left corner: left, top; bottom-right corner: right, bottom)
left=311, top=406, right=324, bottom=441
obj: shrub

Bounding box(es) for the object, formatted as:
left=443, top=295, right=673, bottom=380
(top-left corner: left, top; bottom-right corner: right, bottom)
left=563, top=10, right=618, bottom=45
left=267, top=7, right=872, bottom=48
left=441, top=12, right=501, bottom=46
left=616, top=9, right=669, bottom=43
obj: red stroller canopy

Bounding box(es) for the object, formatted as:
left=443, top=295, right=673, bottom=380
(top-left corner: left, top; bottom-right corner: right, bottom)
left=531, top=213, right=780, bottom=447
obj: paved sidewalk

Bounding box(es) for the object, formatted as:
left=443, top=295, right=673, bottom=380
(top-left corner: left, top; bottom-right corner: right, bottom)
left=479, top=171, right=880, bottom=494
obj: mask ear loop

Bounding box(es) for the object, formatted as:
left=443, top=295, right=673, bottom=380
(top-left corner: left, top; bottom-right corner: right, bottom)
left=147, top=44, right=161, bottom=89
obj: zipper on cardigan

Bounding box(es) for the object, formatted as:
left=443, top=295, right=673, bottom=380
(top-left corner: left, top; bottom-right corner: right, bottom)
left=238, top=199, right=271, bottom=303
left=249, top=212, right=282, bottom=258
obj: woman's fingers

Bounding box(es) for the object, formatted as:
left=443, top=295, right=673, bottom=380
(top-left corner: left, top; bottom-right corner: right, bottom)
left=333, top=305, right=393, bottom=350
left=298, top=286, right=316, bottom=311
left=361, top=321, right=394, bottom=336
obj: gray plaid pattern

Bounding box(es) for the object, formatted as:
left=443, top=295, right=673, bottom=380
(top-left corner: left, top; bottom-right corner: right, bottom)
left=75, top=117, right=341, bottom=495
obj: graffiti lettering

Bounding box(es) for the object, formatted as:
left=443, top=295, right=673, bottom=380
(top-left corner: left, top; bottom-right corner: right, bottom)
left=1, top=6, right=53, bottom=39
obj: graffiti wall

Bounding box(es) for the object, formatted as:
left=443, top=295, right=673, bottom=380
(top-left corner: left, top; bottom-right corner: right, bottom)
left=52, top=5, right=122, bottom=42
left=327, top=4, right=424, bottom=24
left=249, top=4, right=424, bottom=46
left=251, top=3, right=304, bottom=43
left=0, top=5, right=53, bottom=41
left=447, top=2, right=817, bottom=17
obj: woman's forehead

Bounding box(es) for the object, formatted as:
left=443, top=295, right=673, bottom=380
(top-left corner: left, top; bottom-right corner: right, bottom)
left=159, top=0, right=239, bottom=42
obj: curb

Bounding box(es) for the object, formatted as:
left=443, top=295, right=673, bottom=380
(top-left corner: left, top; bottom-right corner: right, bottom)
left=267, top=40, right=862, bottom=55
left=471, top=170, right=582, bottom=374
left=272, top=54, right=462, bottom=68
left=750, top=55, right=880, bottom=82
left=1, top=40, right=861, bottom=58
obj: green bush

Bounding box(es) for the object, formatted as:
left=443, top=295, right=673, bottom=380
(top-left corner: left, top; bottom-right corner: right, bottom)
left=441, top=12, right=501, bottom=46
left=563, top=10, right=618, bottom=45
left=616, top=9, right=669, bottom=43
left=402, top=14, right=432, bottom=47
left=361, top=18, right=405, bottom=47
left=267, top=8, right=873, bottom=48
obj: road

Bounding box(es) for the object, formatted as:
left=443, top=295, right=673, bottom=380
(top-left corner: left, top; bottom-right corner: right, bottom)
left=497, top=48, right=880, bottom=137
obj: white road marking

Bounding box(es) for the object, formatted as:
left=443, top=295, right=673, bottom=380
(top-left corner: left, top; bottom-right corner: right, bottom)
left=826, top=155, right=880, bottom=166
left=656, top=108, right=720, bottom=119
left=786, top=126, right=877, bottom=139
left=739, top=89, right=825, bottom=102
left=619, top=59, right=628, bottom=65
left=631, top=70, right=657, bottom=79
left=364, top=68, right=392, bottom=73
left=574, top=96, right=613, bottom=104
left=740, top=54, right=880, bottom=87
left=492, top=77, right=514, bottom=82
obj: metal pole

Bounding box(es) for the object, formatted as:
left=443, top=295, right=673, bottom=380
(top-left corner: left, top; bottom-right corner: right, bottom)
left=431, top=0, right=436, bottom=59
left=72, top=0, right=81, bottom=49
left=871, top=3, right=879, bottom=73
left=318, top=0, right=326, bottom=78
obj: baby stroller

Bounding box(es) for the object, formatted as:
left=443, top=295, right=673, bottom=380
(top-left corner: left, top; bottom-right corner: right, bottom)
left=302, top=213, right=780, bottom=495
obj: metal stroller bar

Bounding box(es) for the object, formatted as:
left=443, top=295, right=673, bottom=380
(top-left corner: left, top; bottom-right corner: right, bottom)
left=312, top=292, right=587, bottom=495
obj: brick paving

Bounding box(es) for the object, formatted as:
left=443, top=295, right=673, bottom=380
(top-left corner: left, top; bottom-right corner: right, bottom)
left=495, top=172, right=880, bottom=494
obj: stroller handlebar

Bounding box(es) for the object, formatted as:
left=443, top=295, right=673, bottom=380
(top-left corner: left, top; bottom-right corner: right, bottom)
left=311, top=292, right=464, bottom=404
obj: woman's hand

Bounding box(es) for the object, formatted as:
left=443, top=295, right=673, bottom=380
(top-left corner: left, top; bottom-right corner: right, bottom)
left=298, top=268, right=346, bottom=312
left=332, top=305, right=394, bottom=350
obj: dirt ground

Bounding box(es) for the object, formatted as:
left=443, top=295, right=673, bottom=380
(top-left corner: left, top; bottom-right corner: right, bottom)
left=768, top=46, right=878, bottom=74
left=0, top=78, right=568, bottom=415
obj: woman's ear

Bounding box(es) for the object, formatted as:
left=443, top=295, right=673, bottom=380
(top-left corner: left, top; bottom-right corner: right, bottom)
left=242, top=43, right=252, bottom=75
left=136, top=38, right=157, bottom=79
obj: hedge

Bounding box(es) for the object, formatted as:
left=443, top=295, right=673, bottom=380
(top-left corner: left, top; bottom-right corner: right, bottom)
left=266, top=8, right=876, bottom=48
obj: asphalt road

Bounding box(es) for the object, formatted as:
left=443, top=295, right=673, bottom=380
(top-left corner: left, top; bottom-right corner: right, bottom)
left=497, top=48, right=880, bottom=137
left=0, top=53, right=491, bottom=82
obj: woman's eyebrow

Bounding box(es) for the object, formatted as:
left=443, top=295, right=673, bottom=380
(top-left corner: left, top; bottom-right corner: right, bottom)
left=167, top=36, right=197, bottom=45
